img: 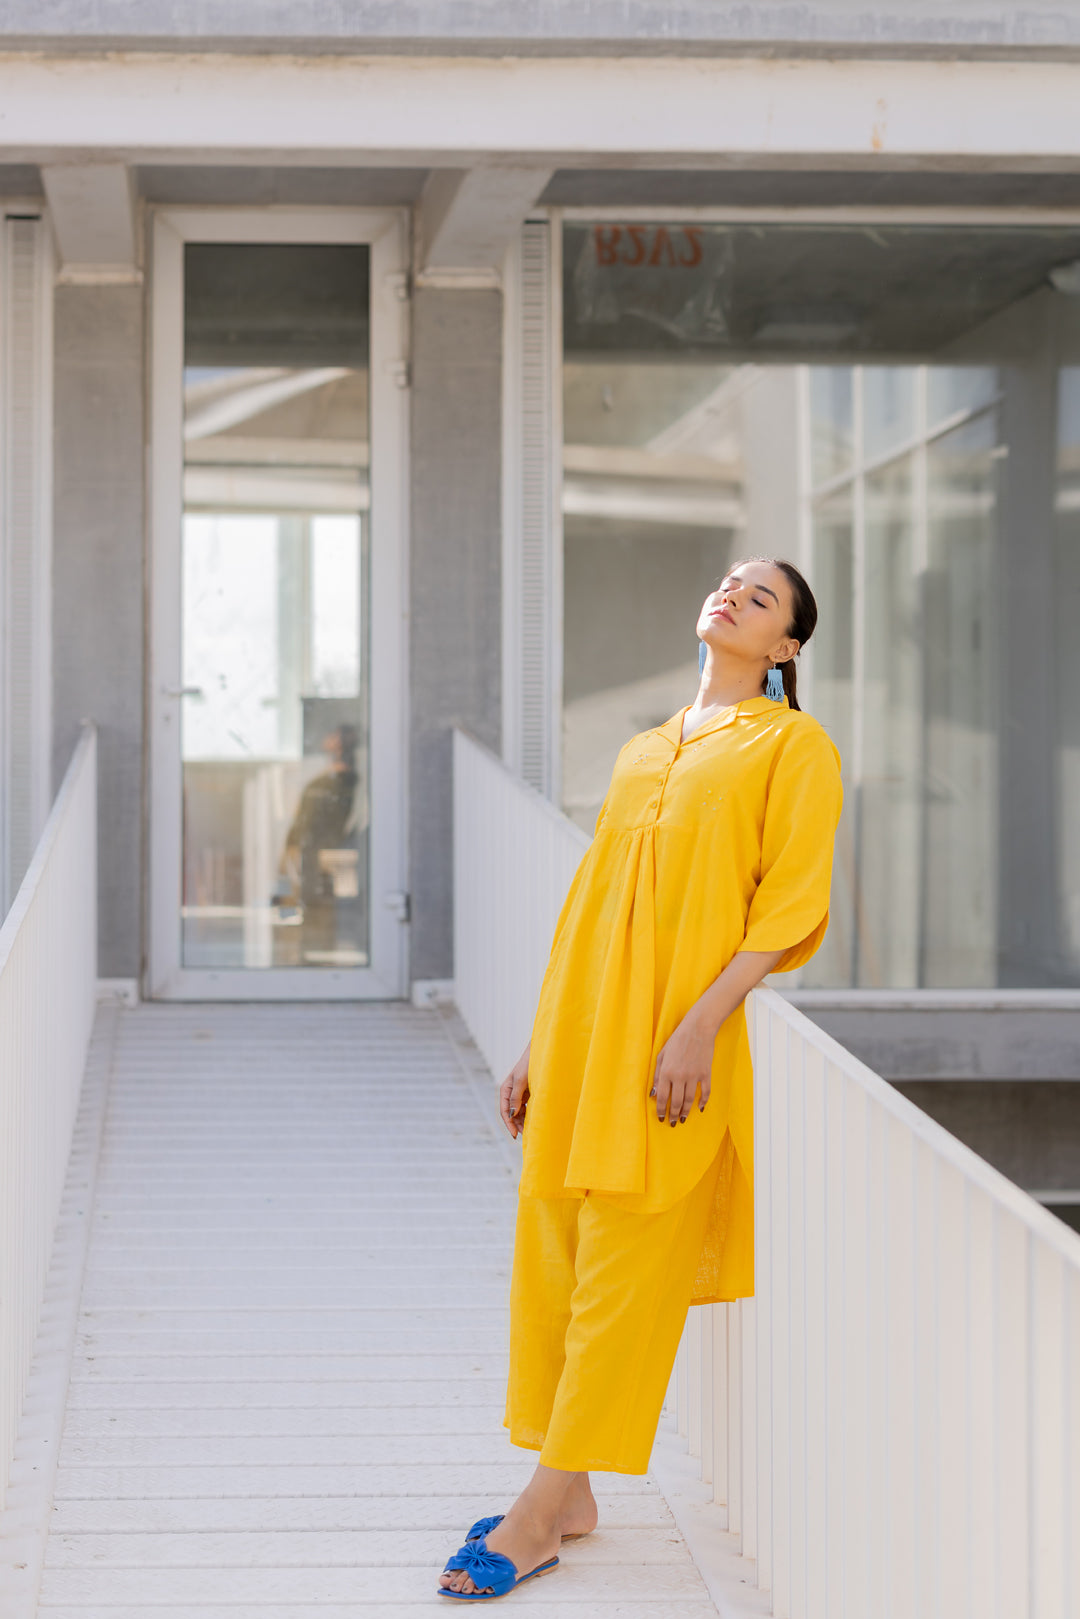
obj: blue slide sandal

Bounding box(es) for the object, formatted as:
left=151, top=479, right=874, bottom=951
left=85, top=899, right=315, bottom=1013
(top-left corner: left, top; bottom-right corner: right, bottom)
left=464, top=1514, right=503, bottom=1542
left=438, top=1535, right=559, bottom=1602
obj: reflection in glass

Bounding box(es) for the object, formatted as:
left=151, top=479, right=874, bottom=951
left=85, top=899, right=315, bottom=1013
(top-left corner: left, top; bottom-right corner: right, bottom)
left=808, top=489, right=856, bottom=986
left=926, top=366, right=997, bottom=429
left=562, top=223, right=1080, bottom=358
left=561, top=347, right=1005, bottom=987
left=859, top=455, right=920, bottom=987
left=923, top=413, right=998, bottom=986
left=862, top=367, right=916, bottom=464
left=809, top=368, right=853, bottom=485
left=800, top=366, right=1002, bottom=989
left=561, top=220, right=1080, bottom=986
left=1056, top=369, right=1080, bottom=975
left=180, top=244, right=369, bottom=970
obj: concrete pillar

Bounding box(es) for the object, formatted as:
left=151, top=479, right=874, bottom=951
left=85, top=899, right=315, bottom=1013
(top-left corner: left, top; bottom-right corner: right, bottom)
left=408, top=287, right=502, bottom=982
left=51, top=285, right=144, bottom=981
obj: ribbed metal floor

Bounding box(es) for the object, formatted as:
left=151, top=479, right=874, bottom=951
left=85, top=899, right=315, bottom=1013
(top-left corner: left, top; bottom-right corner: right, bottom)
left=27, top=1003, right=717, bottom=1615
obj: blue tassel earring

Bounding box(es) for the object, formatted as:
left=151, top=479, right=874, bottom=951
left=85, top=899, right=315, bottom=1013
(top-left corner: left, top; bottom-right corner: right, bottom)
left=765, top=664, right=785, bottom=702
left=698, top=641, right=707, bottom=674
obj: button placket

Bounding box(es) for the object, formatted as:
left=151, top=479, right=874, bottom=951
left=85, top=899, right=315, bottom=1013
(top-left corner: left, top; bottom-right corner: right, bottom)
left=653, top=756, right=677, bottom=821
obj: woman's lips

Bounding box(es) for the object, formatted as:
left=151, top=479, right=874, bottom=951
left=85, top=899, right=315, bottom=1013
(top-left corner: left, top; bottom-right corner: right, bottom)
left=709, top=607, right=735, bottom=624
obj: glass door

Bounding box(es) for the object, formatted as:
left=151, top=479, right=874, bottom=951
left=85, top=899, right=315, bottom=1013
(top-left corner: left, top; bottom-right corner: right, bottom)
left=150, top=214, right=408, bottom=998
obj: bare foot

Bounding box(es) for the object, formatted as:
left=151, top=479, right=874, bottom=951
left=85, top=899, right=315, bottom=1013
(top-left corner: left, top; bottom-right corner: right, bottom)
left=440, top=1500, right=561, bottom=1596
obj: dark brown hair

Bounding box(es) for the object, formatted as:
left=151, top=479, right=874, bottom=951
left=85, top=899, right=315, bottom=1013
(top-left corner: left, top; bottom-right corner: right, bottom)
left=728, top=556, right=818, bottom=712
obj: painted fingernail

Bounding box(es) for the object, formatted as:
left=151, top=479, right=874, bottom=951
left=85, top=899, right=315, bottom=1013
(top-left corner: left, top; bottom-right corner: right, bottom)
left=649, top=1088, right=656, bottom=1097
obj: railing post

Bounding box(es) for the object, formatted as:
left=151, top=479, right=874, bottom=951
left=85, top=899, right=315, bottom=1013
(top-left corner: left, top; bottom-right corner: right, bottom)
left=687, top=1305, right=703, bottom=1460
left=709, top=1303, right=728, bottom=1511
left=750, top=989, right=774, bottom=1596
left=700, top=1304, right=714, bottom=1484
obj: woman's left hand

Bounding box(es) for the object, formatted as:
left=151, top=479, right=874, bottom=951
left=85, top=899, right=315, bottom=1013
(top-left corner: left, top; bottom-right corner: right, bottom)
left=650, top=1014, right=716, bottom=1126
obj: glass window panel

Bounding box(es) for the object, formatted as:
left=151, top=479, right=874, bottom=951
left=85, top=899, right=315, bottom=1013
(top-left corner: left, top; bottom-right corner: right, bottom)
left=858, top=454, right=921, bottom=987
left=182, top=515, right=280, bottom=760
left=862, top=366, right=916, bottom=464
left=803, top=488, right=856, bottom=987
left=181, top=243, right=369, bottom=971
left=922, top=411, right=999, bottom=987
left=926, top=365, right=998, bottom=428
left=563, top=223, right=1080, bottom=358
left=310, top=516, right=361, bottom=697
left=560, top=225, right=1080, bottom=990
left=1055, top=368, right=1080, bottom=979
left=808, top=367, right=854, bottom=486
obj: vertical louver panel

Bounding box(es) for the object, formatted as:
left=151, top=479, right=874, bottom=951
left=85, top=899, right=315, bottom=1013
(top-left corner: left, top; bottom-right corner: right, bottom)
left=518, top=220, right=555, bottom=797
left=2, top=216, right=51, bottom=910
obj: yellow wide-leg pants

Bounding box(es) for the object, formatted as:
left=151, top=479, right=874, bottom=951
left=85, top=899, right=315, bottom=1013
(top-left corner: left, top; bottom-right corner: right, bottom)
left=505, top=1135, right=752, bottom=1475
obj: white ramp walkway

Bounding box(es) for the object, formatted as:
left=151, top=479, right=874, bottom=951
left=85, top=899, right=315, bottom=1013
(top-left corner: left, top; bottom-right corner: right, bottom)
left=16, top=1003, right=720, bottom=1617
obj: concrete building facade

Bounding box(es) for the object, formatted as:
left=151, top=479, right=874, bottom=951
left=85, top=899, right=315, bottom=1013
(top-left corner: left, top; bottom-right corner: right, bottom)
left=2, top=5, right=1080, bottom=1108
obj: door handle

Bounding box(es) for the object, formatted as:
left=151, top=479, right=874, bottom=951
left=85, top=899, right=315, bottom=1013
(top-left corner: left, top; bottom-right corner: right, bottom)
left=161, top=685, right=205, bottom=699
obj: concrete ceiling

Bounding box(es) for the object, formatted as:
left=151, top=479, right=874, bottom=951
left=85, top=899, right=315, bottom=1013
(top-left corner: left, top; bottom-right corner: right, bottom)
left=0, top=2, right=1078, bottom=59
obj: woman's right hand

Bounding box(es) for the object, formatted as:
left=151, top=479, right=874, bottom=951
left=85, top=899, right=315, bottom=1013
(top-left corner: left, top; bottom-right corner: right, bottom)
left=499, top=1043, right=531, bottom=1139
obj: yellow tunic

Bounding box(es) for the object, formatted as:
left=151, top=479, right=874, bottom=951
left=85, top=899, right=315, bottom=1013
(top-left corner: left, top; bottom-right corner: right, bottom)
left=520, top=694, right=842, bottom=1270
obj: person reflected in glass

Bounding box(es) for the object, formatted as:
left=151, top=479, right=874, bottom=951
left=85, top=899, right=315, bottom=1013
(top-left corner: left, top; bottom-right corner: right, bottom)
left=277, top=723, right=359, bottom=958
left=438, top=558, right=843, bottom=1600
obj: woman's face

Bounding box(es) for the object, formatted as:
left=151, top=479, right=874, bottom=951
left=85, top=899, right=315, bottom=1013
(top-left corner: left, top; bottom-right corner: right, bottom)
left=696, top=562, right=800, bottom=667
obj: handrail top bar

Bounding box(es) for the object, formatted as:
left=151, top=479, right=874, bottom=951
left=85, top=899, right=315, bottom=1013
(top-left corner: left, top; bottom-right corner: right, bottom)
left=0, top=722, right=96, bottom=974
left=759, top=985, right=1080, bottom=1270
left=789, top=987, right=1080, bottom=1011
left=453, top=727, right=591, bottom=851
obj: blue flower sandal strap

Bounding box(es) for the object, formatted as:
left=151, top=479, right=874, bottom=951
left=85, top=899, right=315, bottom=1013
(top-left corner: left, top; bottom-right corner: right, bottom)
left=438, top=1535, right=559, bottom=1601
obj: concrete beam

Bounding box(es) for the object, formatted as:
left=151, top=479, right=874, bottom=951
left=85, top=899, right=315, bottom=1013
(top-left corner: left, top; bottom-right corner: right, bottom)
left=6, top=56, right=1080, bottom=170
left=40, top=163, right=139, bottom=284
left=415, top=167, right=553, bottom=288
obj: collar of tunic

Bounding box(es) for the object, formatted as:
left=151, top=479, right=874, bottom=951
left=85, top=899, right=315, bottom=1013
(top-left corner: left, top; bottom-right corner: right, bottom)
left=660, top=693, right=789, bottom=748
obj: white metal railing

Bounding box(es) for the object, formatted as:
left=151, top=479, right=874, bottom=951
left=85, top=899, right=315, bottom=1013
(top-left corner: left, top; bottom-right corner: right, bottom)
left=674, top=986, right=1080, bottom=1618
left=0, top=724, right=97, bottom=1513
left=453, top=727, right=1080, bottom=1619
left=453, top=728, right=588, bottom=1085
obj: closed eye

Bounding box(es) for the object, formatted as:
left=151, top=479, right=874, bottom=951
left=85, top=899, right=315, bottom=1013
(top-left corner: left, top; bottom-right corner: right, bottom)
left=720, top=577, right=778, bottom=611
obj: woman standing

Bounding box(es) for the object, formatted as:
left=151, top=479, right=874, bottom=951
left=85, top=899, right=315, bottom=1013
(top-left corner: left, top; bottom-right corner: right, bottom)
left=440, top=557, right=842, bottom=1601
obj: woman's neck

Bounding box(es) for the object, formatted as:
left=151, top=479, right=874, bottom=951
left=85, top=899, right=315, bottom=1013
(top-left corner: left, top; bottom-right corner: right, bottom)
left=693, top=649, right=764, bottom=712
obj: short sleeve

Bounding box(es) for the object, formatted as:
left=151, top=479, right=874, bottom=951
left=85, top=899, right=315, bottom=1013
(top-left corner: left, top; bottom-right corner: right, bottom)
left=740, top=720, right=843, bottom=973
